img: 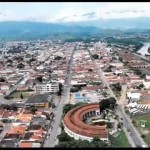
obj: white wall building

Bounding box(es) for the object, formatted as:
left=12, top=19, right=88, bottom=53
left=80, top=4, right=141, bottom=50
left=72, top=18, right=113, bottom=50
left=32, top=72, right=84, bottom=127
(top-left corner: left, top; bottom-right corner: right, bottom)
left=127, top=92, right=141, bottom=100
left=143, top=80, right=150, bottom=89
left=35, top=82, right=59, bottom=94
left=146, top=75, right=150, bottom=80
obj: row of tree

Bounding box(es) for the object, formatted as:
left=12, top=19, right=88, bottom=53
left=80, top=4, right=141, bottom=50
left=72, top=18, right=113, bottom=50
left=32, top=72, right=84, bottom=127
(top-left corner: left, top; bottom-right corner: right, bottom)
left=63, top=102, right=85, bottom=115
left=55, top=131, right=107, bottom=148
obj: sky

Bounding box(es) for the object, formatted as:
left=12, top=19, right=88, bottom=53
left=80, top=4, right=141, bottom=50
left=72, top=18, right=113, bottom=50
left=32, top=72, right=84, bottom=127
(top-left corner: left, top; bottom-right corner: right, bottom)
left=0, top=2, right=150, bottom=22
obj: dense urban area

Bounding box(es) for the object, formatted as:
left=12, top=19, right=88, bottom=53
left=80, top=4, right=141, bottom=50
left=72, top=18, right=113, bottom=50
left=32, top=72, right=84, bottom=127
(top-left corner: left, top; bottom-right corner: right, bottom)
left=0, top=35, right=150, bottom=148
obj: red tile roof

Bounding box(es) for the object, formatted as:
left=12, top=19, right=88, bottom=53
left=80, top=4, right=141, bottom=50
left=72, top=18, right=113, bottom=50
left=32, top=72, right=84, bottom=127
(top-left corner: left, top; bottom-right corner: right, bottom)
left=63, top=103, right=107, bottom=139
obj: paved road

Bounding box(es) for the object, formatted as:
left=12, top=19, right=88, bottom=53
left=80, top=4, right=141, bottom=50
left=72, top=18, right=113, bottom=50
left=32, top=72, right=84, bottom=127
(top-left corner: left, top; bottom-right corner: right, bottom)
left=43, top=47, right=75, bottom=147
left=88, top=49, right=147, bottom=147
left=0, top=123, right=11, bottom=142
left=116, top=105, right=147, bottom=147
left=118, top=85, right=127, bottom=106
left=87, top=49, right=117, bottom=99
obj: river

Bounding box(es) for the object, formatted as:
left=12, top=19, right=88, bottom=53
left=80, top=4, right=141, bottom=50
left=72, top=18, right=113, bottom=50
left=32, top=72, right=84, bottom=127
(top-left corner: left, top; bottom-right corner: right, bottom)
left=138, top=42, right=150, bottom=56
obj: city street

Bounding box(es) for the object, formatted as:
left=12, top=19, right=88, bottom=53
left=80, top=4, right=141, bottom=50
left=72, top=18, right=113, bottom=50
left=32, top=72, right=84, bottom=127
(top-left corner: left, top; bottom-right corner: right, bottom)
left=0, top=123, right=12, bottom=142
left=116, top=105, right=147, bottom=147
left=43, top=47, right=75, bottom=147
left=88, top=48, right=147, bottom=147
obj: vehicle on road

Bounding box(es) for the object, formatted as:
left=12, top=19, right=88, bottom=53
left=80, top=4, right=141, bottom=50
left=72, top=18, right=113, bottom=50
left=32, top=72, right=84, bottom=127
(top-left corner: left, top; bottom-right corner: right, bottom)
left=127, top=129, right=131, bottom=134
left=51, top=103, right=56, bottom=108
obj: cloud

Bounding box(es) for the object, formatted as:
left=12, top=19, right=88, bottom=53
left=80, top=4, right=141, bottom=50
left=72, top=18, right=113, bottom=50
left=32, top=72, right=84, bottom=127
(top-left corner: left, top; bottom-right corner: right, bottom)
left=82, top=12, right=96, bottom=16
left=0, top=2, right=149, bottom=22
left=56, top=17, right=68, bottom=22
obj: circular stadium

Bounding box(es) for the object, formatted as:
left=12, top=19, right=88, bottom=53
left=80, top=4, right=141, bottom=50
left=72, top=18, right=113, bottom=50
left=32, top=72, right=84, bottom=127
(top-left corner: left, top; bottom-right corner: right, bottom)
left=63, top=102, right=108, bottom=142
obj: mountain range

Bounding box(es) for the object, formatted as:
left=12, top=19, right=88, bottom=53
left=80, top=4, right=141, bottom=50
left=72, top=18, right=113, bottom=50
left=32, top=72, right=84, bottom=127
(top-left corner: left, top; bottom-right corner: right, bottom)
left=59, top=17, right=150, bottom=30
left=0, top=17, right=149, bottom=42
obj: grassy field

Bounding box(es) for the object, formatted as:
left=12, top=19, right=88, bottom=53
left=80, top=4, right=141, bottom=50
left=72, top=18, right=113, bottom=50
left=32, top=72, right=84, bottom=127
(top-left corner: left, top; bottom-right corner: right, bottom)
left=9, top=91, right=32, bottom=99
left=132, top=114, right=150, bottom=130
left=110, top=130, right=131, bottom=147
left=132, top=114, right=150, bottom=146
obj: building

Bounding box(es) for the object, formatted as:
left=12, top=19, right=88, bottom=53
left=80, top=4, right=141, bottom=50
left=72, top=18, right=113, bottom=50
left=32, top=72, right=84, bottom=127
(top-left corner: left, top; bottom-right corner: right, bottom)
left=25, top=94, right=52, bottom=109
left=35, top=82, right=59, bottom=94
left=143, top=80, right=150, bottom=89
left=127, top=92, right=141, bottom=102
left=63, top=103, right=108, bottom=142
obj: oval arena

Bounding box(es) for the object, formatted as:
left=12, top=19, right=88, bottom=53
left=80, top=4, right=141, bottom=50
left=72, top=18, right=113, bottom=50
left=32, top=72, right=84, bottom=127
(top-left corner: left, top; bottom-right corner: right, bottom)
left=63, top=103, right=108, bottom=142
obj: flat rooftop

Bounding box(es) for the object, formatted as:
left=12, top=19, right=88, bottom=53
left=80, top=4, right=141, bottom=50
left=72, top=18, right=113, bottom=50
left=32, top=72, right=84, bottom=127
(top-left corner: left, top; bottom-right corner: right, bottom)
left=26, top=93, right=52, bottom=104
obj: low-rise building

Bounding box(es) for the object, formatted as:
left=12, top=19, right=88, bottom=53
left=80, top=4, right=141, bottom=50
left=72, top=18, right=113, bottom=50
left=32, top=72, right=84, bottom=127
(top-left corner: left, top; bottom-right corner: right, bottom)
left=35, top=82, right=59, bottom=94
left=25, top=93, right=52, bottom=109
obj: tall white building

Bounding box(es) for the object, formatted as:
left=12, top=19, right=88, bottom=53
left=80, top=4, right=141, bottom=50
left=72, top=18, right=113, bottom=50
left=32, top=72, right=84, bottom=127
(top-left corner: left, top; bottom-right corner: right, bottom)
left=35, top=82, right=59, bottom=94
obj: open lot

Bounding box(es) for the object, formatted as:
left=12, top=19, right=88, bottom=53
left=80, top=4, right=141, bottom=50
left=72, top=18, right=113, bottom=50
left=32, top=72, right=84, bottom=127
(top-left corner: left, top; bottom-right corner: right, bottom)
left=9, top=91, right=32, bottom=99
left=131, top=114, right=150, bottom=146
left=110, top=130, right=131, bottom=147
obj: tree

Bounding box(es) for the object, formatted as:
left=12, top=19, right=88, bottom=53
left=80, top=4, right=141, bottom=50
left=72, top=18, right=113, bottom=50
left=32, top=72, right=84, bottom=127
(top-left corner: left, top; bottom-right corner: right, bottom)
left=54, top=56, right=63, bottom=60
left=140, top=74, right=146, bottom=79
left=20, top=93, right=24, bottom=99
left=70, top=87, right=79, bottom=92
left=141, top=134, right=146, bottom=139
left=102, top=92, right=107, bottom=97
left=119, top=57, right=123, bottom=62
left=139, top=83, right=144, bottom=89
left=30, top=106, right=37, bottom=114
left=9, top=104, right=18, bottom=111
left=36, top=76, right=43, bottom=82
left=92, top=137, right=107, bottom=147
left=92, top=54, right=99, bottom=59
left=29, top=57, right=36, bottom=62
left=132, top=120, right=135, bottom=124
left=112, top=56, right=117, bottom=60
left=106, top=122, right=113, bottom=128
left=17, top=63, right=25, bottom=69
left=99, top=97, right=116, bottom=113
left=63, top=104, right=73, bottom=115
left=117, top=122, right=123, bottom=129
left=117, top=123, right=122, bottom=129
left=93, top=137, right=100, bottom=143
left=114, top=82, right=122, bottom=91
left=7, top=59, right=13, bottom=63
left=55, top=135, right=107, bottom=148
left=57, top=131, right=73, bottom=142
left=88, top=69, right=93, bottom=72
left=63, top=102, right=84, bottom=115
left=0, top=77, right=6, bottom=82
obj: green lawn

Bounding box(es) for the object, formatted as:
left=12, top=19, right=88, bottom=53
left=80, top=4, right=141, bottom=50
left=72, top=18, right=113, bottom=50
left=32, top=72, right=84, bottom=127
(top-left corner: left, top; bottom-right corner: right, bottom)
left=132, top=114, right=150, bottom=146
left=110, top=130, right=131, bottom=147
left=132, top=114, right=150, bottom=130
left=9, top=91, right=31, bottom=99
